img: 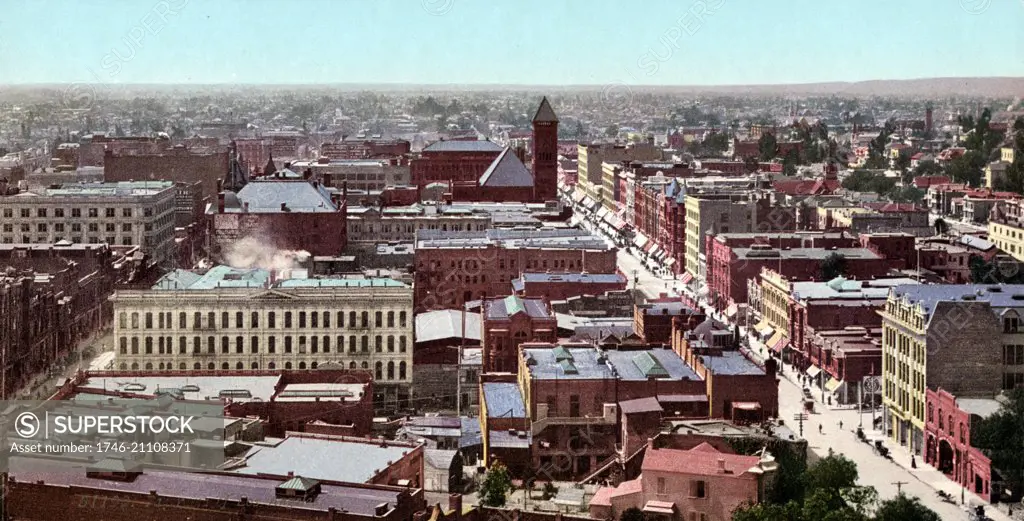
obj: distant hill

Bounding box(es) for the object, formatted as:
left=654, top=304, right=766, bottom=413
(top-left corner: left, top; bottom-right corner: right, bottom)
left=1, top=77, right=1022, bottom=98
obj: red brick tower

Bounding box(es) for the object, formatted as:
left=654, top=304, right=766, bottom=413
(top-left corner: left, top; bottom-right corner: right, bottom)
left=531, top=97, right=559, bottom=202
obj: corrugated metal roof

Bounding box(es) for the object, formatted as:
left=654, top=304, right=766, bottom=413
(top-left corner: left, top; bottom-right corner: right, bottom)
left=479, top=148, right=534, bottom=187
left=481, top=382, right=526, bottom=418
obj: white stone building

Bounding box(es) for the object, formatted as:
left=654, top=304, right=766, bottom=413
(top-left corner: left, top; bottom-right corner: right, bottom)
left=112, top=265, right=414, bottom=410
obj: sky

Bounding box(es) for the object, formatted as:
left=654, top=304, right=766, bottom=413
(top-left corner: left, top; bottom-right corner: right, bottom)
left=2, top=0, right=1023, bottom=86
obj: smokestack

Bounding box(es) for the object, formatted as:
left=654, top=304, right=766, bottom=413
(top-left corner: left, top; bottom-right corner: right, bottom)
left=216, top=179, right=223, bottom=193
left=218, top=192, right=225, bottom=213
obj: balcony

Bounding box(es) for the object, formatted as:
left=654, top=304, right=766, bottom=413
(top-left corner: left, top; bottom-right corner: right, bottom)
left=531, top=403, right=618, bottom=435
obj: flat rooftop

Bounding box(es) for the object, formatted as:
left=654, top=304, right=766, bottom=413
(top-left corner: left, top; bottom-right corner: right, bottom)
left=699, top=351, right=765, bottom=376
left=80, top=375, right=282, bottom=403
left=8, top=457, right=404, bottom=516
left=734, top=247, right=882, bottom=261
left=416, top=228, right=611, bottom=251
left=235, top=435, right=415, bottom=483
left=8, top=180, right=174, bottom=198
left=790, top=276, right=920, bottom=301
left=481, top=382, right=526, bottom=418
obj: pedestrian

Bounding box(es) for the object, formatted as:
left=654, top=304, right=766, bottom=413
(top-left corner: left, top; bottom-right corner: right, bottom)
left=818, top=424, right=823, bottom=435
left=839, top=420, right=843, bottom=430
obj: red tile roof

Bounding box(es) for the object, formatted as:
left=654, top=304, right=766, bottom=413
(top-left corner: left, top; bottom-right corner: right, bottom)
left=643, top=444, right=760, bottom=477
left=912, top=175, right=950, bottom=189
left=772, top=178, right=841, bottom=196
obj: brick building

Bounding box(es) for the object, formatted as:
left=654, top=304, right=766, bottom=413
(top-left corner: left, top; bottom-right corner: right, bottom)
left=410, top=140, right=504, bottom=188
left=634, top=298, right=704, bottom=346
left=706, top=236, right=904, bottom=311
left=51, top=368, right=375, bottom=438
left=77, top=134, right=171, bottom=167
left=289, top=157, right=411, bottom=194
left=511, top=272, right=627, bottom=301
left=413, top=228, right=616, bottom=312
left=923, top=388, right=998, bottom=502
left=207, top=179, right=347, bottom=259
left=321, top=137, right=411, bottom=160
left=881, top=285, right=1022, bottom=456
left=6, top=456, right=426, bottom=521
left=480, top=296, right=557, bottom=373
left=0, top=243, right=130, bottom=399
left=103, top=145, right=229, bottom=199
left=589, top=440, right=778, bottom=521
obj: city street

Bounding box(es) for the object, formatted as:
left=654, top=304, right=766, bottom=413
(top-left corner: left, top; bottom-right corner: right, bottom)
left=617, top=248, right=674, bottom=299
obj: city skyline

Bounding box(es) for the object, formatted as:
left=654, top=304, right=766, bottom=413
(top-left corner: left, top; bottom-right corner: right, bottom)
left=2, top=0, right=1023, bottom=86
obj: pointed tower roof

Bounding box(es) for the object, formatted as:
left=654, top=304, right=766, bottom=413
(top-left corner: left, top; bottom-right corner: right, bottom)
left=533, top=97, right=559, bottom=123
left=263, top=153, right=276, bottom=177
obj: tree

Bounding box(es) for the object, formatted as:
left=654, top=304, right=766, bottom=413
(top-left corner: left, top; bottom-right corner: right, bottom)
left=575, top=121, right=585, bottom=139
left=886, top=186, right=924, bottom=204
left=873, top=494, right=940, bottom=521
left=946, top=150, right=987, bottom=186
left=619, top=507, right=646, bottom=521
left=782, top=147, right=802, bottom=176
left=605, top=125, right=619, bottom=138
left=703, top=132, right=732, bottom=156
left=732, top=501, right=802, bottom=521
left=973, top=387, right=1024, bottom=490
left=910, top=160, right=943, bottom=179
left=820, top=253, right=847, bottom=281
left=758, top=132, right=779, bottom=161
left=479, top=462, right=512, bottom=507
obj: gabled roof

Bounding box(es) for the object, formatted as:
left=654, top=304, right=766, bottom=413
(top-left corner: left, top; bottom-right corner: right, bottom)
left=533, top=97, right=559, bottom=123
left=479, top=148, right=534, bottom=187
left=278, top=476, right=320, bottom=491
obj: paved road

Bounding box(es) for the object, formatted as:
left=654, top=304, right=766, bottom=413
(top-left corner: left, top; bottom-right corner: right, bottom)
left=616, top=249, right=673, bottom=299
left=775, top=374, right=991, bottom=520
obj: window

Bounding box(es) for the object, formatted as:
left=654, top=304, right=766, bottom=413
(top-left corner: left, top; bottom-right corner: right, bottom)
left=387, top=361, right=395, bottom=380
left=349, top=311, right=356, bottom=327
left=122, top=223, right=132, bottom=232
left=37, top=208, right=47, bottom=218
left=144, top=313, right=152, bottom=329
left=399, top=361, right=407, bottom=380
left=285, top=312, right=293, bottom=328
left=236, top=336, right=244, bottom=353
left=119, top=312, right=127, bottom=329
left=375, top=362, right=383, bottom=380
left=221, top=312, right=229, bottom=328
left=689, top=480, right=707, bottom=498
left=399, top=311, right=407, bottom=328
left=1005, top=317, right=1020, bottom=334
left=179, top=337, right=186, bottom=354
left=285, top=337, right=293, bottom=353
left=106, top=223, right=115, bottom=232
left=251, top=336, right=259, bottom=353
left=657, top=477, right=666, bottom=494
left=299, top=312, right=307, bottom=328
left=399, top=336, right=407, bottom=353
left=236, top=312, right=243, bottom=328
left=145, top=337, right=153, bottom=354
left=105, top=208, right=116, bottom=217
left=375, top=335, right=383, bottom=352
left=268, top=337, right=276, bottom=354
left=361, top=312, right=369, bottom=328
left=361, top=335, right=369, bottom=352
left=349, top=335, right=357, bottom=352
left=387, top=335, right=395, bottom=352
left=221, top=337, right=229, bottom=354
left=311, top=312, right=318, bottom=328
left=179, top=312, right=186, bottom=329
left=323, top=336, right=330, bottom=353
left=268, top=312, right=276, bottom=328
left=123, top=208, right=132, bottom=217
left=569, top=395, right=580, bottom=417
left=387, top=311, right=395, bottom=328
left=119, top=337, right=128, bottom=354
left=251, top=312, right=259, bottom=328
left=323, top=312, right=330, bottom=328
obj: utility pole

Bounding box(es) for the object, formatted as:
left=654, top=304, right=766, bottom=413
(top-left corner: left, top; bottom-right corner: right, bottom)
left=892, top=481, right=907, bottom=494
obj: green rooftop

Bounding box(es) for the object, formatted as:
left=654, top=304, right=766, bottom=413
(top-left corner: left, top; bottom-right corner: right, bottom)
left=559, top=359, right=579, bottom=375
left=552, top=345, right=574, bottom=362
left=632, top=352, right=670, bottom=378
left=504, top=295, right=526, bottom=315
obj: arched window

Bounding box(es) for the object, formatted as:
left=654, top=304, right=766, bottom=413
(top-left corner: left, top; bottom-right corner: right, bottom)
left=375, top=362, right=383, bottom=379
left=399, top=361, right=407, bottom=380
left=236, top=362, right=244, bottom=370
left=221, top=336, right=229, bottom=353
left=387, top=361, right=395, bottom=380
left=145, top=337, right=153, bottom=354
left=350, top=361, right=357, bottom=369
left=375, top=335, right=382, bottom=352
left=387, top=335, right=395, bottom=352
left=194, top=362, right=201, bottom=370
left=399, top=311, right=407, bottom=328
left=236, top=336, right=244, bottom=353
left=361, top=311, right=369, bottom=328
left=131, top=362, right=139, bottom=370
left=387, top=311, right=395, bottom=328
left=399, top=336, right=407, bottom=353
left=323, top=336, right=330, bottom=353
left=311, top=362, right=318, bottom=369
left=119, top=312, right=127, bottom=329
left=268, top=362, right=276, bottom=370
left=158, top=337, right=165, bottom=354
left=221, top=362, right=229, bottom=370
left=299, top=362, right=307, bottom=369
left=120, top=337, right=128, bottom=354
left=285, top=362, right=293, bottom=369
left=207, top=363, right=215, bottom=370
left=361, top=361, right=369, bottom=369
left=158, top=362, right=165, bottom=370
left=131, top=337, right=139, bottom=354
left=251, top=362, right=259, bottom=369
left=119, top=363, right=128, bottom=370
left=362, top=336, right=369, bottom=352
left=179, top=362, right=187, bottom=370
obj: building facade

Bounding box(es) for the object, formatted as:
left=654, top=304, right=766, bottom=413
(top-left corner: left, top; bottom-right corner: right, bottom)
left=112, top=267, right=414, bottom=411
left=881, top=285, right=1016, bottom=456
left=0, top=181, right=176, bottom=266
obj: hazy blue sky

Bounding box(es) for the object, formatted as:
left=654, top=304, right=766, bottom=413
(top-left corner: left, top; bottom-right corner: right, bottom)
left=2, top=0, right=1022, bottom=85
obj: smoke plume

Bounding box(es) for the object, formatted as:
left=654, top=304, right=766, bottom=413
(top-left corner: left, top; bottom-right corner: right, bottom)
left=223, top=236, right=311, bottom=271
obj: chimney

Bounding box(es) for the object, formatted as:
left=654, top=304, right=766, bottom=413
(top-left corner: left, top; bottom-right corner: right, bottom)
left=287, top=471, right=294, bottom=477
left=647, top=437, right=655, bottom=452
left=243, top=202, right=249, bottom=213
left=280, top=202, right=288, bottom=212
left=218, top=192, right=225, bottom=213
left=216, top=178, right=223, bottom=193
left=342, top=180, right=348, bottom=199
left=448, top=494, right=463, bottom=521
left=717, top=458, right=726, bottom=472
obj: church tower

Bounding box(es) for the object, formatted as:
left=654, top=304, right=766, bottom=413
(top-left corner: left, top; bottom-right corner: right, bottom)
left=531, top=97, right=559, bottom=202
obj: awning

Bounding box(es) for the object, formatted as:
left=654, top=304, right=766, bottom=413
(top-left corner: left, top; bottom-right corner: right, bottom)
left=806, top=366, right=821, bottom=379
left=665, top=257, right=677, bottom=267
left=633, top=233, right=649, bottom=248
left=732, top=402, right=762, bottom=411
left=643, top=242, right=656, bottom=253
left=596, top=207, right=609, bottom=219
left=752, top=318, right=771, bottom=335
left=767, top=331, right=787, bottom=353
left=642, top=501, right=676, bottom=515
left=679, top=272, right=694, bottom=284
left=650, top=244, right=662, bottom=257
left=726, top=303, right=738, bottom=318
left=826, top=378, right=845, bottom=393
left=573, top=191, right=586, bottom=203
